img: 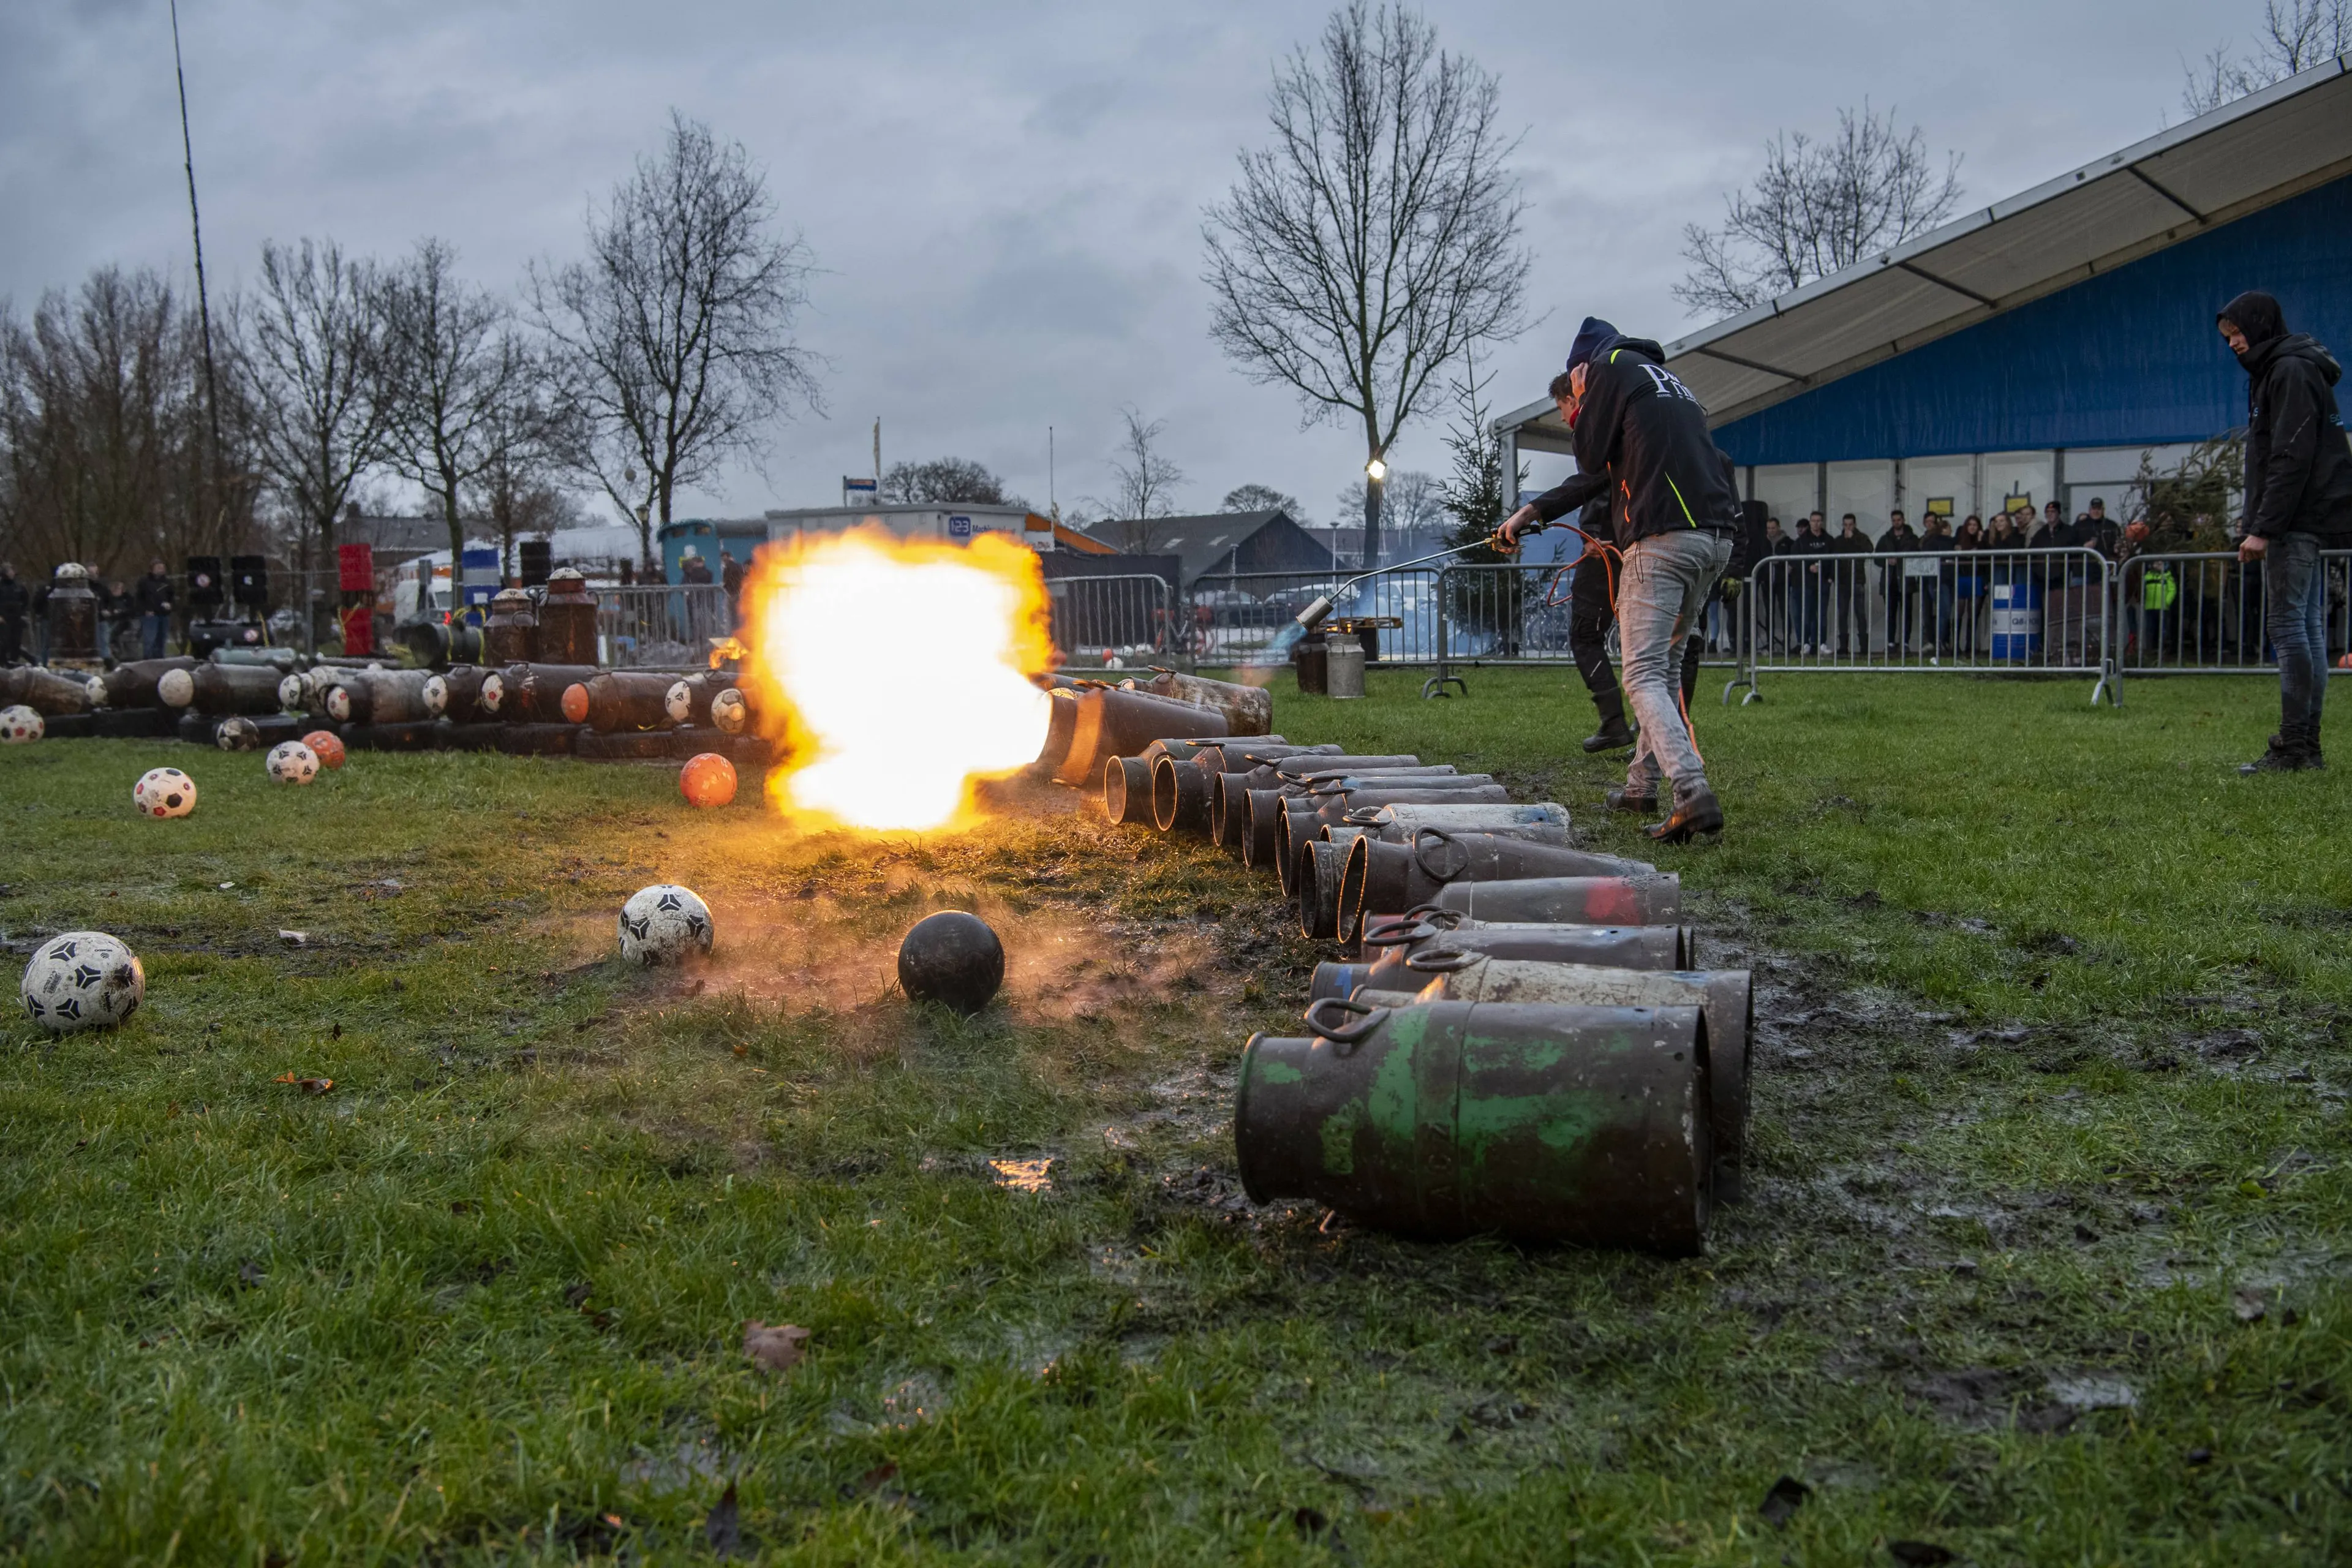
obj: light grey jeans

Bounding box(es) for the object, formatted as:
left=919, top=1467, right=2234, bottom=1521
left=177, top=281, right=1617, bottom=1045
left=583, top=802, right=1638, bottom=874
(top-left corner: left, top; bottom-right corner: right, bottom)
left=1619, top=528, right=1735, bottom=802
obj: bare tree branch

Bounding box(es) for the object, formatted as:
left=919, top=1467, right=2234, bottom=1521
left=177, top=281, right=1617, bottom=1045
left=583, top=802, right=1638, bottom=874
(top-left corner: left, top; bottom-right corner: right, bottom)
left=2182, top=0, right=2350, bottom=115
left=530, top=112, right=822, bottom=569
left=1202, top=1, right=1530, bottom=567
left=1674, top=101, right=1963, bottom=318
left=377, top=238, right=538, bottom=590
left=1095, top=407, right=1186, bottom=552
left=240, top=238, right=388, bottom=575
left=880, top=456, right=1022, bottom=507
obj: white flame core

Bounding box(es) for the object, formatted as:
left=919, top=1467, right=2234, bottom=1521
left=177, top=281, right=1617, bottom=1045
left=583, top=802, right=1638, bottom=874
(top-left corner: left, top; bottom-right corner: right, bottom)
left=754, top=534, right=1052, bottom=830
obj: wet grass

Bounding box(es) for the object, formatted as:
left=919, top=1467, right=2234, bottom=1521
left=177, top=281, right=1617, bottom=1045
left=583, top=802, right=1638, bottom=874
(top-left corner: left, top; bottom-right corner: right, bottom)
left=1, top=669, right=2346, bottom=1564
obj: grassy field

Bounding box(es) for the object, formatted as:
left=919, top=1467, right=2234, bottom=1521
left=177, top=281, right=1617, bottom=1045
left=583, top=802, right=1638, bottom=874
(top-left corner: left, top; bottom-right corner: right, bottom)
left=1, top=667, right=2346, bottom=1566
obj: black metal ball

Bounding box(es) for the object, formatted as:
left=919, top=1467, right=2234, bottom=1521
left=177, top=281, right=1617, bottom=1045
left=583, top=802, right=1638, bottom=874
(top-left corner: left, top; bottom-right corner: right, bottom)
left=897, top=910, right=1005, bottom=1014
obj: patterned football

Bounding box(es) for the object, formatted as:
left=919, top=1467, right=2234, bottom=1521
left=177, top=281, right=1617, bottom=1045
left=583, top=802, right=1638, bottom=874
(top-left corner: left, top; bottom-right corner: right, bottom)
left=617, top=884, right=715, bottom=965
left=421, top=674, right=450, bottom=715
left=710, top=688, right=748, bottom=735
left=20, top=931, right=145, bottom=1034
left=133, top=766, right=198, bottom=818
left=216, top=715, right=262, bottom=751
left=156, top=668, right=195, bottom=708
left=0, top=705, right=43, bottom=743
left=478, top=672, right=507, bottom=715
left=304, top=729, right=346, bottom=769
left=277, top=674, right=306, bottom=710
left=266, top=741, right=320, bottom=785
left=665, top=680, right=695, bottom=724
left=680, top=752, right=737, bottom=808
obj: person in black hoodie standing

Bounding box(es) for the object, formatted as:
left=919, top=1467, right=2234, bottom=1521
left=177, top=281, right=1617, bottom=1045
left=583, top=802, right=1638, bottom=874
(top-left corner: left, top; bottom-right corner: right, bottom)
left=0, top=563, right=26, bottom=665
left=2222, top=290, right=2352, bottom=772
left=1501, top=318, right=1743, bottom=840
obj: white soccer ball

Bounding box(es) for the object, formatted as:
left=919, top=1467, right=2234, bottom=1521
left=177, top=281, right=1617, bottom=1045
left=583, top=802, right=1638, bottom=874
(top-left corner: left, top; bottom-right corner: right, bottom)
left=617, top=884, right=715, bottom=966
left=665, top=680, right=694, bottom=725
left=0, top=705, right=42, bottom=743
left=323, top=684, right=359, bottom=723
left=421, top=674, right=449, bottom=716
left=277, top=674, right=306, bottom=710
left=134, top=766, right=198, bottom=818
left=478, top=673, right=507, bottom=715
left=157, top=668, right=195, bottom=708
left=20, top=931, right=145, bottom=1034
left=266, top=741, right=320, bottom=785
left=217, top=715, right=262, bottom=751
left=710, top=688, right=747, bottom=735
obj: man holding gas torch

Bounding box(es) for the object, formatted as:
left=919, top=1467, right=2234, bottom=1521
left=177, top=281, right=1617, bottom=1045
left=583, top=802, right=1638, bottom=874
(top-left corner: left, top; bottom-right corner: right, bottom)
left=1499, top=318, right=1744, bottom=841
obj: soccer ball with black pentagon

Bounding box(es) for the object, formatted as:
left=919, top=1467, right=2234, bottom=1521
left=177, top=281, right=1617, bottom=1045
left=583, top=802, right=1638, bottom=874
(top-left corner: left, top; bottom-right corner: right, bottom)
left=266, top=740, right=320, bottom=784
left=217, top=715, right=262, bottom=751
left=133, top=766, right=197, bottom=818
left=20, top=931, right=145, bottom=1034
left=617, top=884, right=715, bottom=965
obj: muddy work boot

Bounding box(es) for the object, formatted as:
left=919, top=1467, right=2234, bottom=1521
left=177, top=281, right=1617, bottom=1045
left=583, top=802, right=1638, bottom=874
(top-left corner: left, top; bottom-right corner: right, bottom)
left=1581, top=714, right=1636, bottom=753
left=1605, top=786, right=1657, bottom=813
left=1645, top=785, right=1725, bottom=843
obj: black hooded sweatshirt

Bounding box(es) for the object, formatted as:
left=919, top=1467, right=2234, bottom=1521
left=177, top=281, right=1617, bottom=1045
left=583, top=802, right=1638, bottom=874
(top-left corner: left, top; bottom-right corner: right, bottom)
left=1529, top=331, right=1743, bottom=546
left=2221, top=290, right=2352, bottom=542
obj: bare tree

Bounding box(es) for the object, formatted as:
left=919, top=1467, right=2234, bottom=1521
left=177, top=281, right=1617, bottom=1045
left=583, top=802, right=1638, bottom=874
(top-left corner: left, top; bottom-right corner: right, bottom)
left=1675, top=102, right=1963, bottom=318
left=1202, top=1, right=1529, bottom=570
left=241, top=238, right=389, bottom=579
left=1096, top=407, right=1186, bottom=552
left=377, top=239, right=538, bottom=590
left=1220, top=482, right=1302, bottom=516
left=533, top=112, right=821, bottom=570
left=2182, top=0, right=2351, bottom=115
left=0, top=265, right=253, bottom=578
left=465, top=358, right=576, bottom=581
left=1335, top=468, right=1443, bottom=553
left=880, top=456, right=1023, bottom=507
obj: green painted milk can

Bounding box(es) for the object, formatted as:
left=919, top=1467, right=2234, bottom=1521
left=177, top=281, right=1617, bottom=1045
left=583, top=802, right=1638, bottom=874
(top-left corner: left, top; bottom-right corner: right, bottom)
left=1235, top=1000, right=1713, bottom=1254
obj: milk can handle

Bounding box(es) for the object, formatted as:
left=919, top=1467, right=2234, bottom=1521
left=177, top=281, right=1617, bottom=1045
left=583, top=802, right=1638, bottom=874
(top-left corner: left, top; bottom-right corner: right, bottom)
left=1403, top=946, right=1479, bottom=973
left=1303, top=996, right=1389, bottom=1050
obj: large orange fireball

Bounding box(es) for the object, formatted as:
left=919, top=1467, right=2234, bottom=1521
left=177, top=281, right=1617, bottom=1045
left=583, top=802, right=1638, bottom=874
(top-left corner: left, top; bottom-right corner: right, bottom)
left=739, top=527, right=1055, bottom=830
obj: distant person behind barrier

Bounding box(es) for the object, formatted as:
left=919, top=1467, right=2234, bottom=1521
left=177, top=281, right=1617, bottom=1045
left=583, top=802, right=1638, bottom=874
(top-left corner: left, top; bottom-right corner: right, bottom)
left=1791, top=511, right=1832, bottom=654
left=1951, top=516, right=1987, bottom=657
left=1876, top=510, right=1921, bottom=654
left=2221, top=289, right=2352, bottom=773
left=1830, top=513, right=1871, bottom=657
left=0, top=564, right=26, bottom=665
left=1762, top=517, right=1790, bottom=649
left=134, top=559, right=175, bottom=658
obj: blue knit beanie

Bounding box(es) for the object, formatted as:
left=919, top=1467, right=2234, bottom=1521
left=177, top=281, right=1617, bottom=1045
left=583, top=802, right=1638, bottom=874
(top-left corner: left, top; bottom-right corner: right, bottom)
left=1565, top=317, right=1617, bottom=373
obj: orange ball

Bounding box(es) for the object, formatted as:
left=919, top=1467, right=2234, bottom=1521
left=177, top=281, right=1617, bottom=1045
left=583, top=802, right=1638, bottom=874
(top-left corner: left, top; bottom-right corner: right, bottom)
left=303, top=729, right=347, bottom=769
left=680, top=752, right=738, bottom=808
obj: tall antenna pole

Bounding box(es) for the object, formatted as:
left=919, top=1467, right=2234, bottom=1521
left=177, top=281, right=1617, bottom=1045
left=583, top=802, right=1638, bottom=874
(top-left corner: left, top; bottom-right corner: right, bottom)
left=872, top=418, right=881, bottom=486
left=170, top=0, right=227, bottom=545
left=1048, top=425, right=1057, bottom=522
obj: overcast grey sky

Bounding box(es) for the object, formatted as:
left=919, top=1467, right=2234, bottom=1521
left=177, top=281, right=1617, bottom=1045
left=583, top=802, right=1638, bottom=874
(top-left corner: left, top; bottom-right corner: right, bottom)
left=0, top=0, right=2258, bottom=524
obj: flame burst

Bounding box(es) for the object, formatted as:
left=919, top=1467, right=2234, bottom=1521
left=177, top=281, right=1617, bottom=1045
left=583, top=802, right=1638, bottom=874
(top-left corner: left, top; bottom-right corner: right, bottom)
left=740, top=527, right=1055, bottom=831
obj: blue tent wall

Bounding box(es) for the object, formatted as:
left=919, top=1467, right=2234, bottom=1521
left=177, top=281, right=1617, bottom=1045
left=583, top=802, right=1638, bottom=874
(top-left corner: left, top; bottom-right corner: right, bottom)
left=1712, top=173, right=2352, bottom=466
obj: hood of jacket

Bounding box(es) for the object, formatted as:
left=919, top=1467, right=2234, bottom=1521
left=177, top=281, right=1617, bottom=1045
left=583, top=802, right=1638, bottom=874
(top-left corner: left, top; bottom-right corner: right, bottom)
left=2244, top=331, right=2344, bottom=387
left=1587, top=330, right=1668, bottom=369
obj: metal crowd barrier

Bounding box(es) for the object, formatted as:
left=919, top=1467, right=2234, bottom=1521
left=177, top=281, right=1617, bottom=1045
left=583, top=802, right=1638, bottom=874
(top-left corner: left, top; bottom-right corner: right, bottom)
left=595, top=584, right=736, bottom=668
left=1047, top=573, right=1180, bottom=666
left=1183, top=568, right=1447, bottom=669
left=2112, top=551, right=2352, bottom=694
left=1737, top=546, right=2118, bottom=705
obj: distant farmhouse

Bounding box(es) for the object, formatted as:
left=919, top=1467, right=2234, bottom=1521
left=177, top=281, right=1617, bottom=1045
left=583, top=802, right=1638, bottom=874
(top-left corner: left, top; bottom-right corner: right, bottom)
left=1082, top=510, right=1338, bottom=589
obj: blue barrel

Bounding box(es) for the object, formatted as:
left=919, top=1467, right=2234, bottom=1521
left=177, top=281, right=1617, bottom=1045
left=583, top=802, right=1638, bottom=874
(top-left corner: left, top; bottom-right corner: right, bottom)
left=1990, top=581, right=2042, bottom=659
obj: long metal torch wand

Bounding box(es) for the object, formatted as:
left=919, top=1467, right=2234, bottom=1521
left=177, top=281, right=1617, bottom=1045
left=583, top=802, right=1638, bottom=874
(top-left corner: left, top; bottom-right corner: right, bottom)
left=1291, top=526, right=1548, bottom=631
